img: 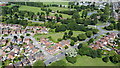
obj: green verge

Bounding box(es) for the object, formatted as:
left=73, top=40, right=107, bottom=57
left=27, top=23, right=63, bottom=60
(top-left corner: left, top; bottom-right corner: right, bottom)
left=50, top=55, right=118, bottom=66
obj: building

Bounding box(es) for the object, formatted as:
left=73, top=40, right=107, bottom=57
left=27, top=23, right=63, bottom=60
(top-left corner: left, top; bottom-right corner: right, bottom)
left=0, top=2, right=8, bottom=6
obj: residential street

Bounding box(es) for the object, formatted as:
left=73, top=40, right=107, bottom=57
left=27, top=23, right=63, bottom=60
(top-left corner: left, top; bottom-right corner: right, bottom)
left=44, top=22, right=120, bottom=66
left=0, top=22, right=119, bottom=66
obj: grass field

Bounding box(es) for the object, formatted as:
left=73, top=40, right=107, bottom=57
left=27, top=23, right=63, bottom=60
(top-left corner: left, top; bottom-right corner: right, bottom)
left=34, top=31, right=85, bottom=42
left=19, top=5, right=45, bottom=13
left=19, top=5, right=71, bottom=18
left=50, top=55, right=118, bottom=66
left=46, top=7, right=74, bottom=11
left=43, top=2, right=69, bottom=5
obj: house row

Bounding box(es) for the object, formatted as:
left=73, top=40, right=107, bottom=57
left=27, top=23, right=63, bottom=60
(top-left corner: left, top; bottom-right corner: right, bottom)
left=0, top=23, right=49, bottom=35
left=0, top=38, right=45, bottom=66
left=39, top=38, right=70, bottom=55
left=0, top=23, right=22, bottom=30
left=89, top=33, right=119, bottom=51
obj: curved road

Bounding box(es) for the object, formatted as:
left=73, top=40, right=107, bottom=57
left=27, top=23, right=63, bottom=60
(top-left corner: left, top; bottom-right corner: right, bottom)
left=44, top=22, right=120, bottom=66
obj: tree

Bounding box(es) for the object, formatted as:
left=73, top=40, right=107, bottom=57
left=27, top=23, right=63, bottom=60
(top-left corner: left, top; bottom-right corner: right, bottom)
left=105, top=24, right=114, bottom=30
left=86, top=31, right=93, bottom=37
left=55, top=24, right=67, bottom=32
left=88, top=38, right=94, bottom=44
left=96, top=49, right=102, bottom=58
left=72, top=12, right=80, bottom=19
left=57, top=38, right=62, bottom=42
left=70, top=37, right=78, bottom=42
left=37, top=12, right=40, bottom=15
left=59, top=14, right=63, bottom=18
left=63, top=32, right=68, bottom=40
left=116, top=23, right=120, bottom=30
left=66, top=56, right=77, bottom=64
left=102, top=57, right=109, bottom=63
left=70, top=40, right=75, bottom=46
left=78, top=47, right=90, bottom=56
left=14, top=36, right=18, bottom=40
left=68, top=30, right=73, bottom=37
left=109, top=17, right=115, bottom=23
left=92, top=29, right=99, bottom=34
left=82, top=10, right=88, bottom=18
left=20, top=35, right=24, bottom=41
left=26, top=33, right=30, bottom=36
left=100, top=15, right=109, bottom=22
left=78, top=43, right=83, bottom=49
left=76, top=18, right=84, bottom=24
left=46, top=11, right=49, bottom=16
left=65, top=45, right=69, bottom=49
left=109, top=55, right=120, bottom=64
left=115, top=9, right=119, bottom=13
left=77, top=34, right=87, bottom=41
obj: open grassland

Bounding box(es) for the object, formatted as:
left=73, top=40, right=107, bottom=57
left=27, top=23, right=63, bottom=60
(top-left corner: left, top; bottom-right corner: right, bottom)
left=46, top=7, right=74, bottom=11
left=19, top=5, right=45, bottom=13
left=19, top=5, right=71, bottom=18
left=29, top=0, right=69, bottom=2
left=43, top=2, right=69, bottom=5
left=34, top=31, right=85, bottom=42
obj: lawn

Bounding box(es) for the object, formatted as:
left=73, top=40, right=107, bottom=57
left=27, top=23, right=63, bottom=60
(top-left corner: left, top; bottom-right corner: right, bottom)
left=29, top=0, right=69, bottom=2
left=46, top=7, right=74, bottom=11
left=43, top=2, right=69, bottom=5
left=0, top=61, right=2, bottom=68
left=34, top=30, right=85, bottom=42
left=19, top=5, right=45, bottom=13
left=50, top=55, right=117, bottom=66
left=19, top=5, right=71, bottom=18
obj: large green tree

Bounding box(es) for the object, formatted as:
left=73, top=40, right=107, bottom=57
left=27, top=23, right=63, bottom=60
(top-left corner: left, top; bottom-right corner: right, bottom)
left=66, top=56, right=77, bottom=64
left=77, top=34, right=87, bottom=41
left=72, top=12, right=80, bottom=19
left=86, top=31, right=93, bottom=37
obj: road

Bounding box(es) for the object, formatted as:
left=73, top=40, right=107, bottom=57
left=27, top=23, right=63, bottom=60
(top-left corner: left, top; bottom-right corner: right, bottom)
left=44, top=22, right=120, bottom=66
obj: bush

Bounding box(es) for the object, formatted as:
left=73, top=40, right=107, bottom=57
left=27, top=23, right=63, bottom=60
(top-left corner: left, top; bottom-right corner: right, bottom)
left=66, top=56, right=77, bottom=64
left=102, top=57, right=109, bottom=63
left=26, top=33, right=30, bottom=36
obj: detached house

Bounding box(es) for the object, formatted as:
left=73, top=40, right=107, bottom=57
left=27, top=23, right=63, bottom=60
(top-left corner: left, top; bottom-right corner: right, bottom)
left=23, top=38, right=31, bottom=44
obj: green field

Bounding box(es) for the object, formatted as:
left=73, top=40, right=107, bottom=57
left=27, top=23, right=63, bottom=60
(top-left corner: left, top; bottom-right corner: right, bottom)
left=50, top=56, right=118, bottom=66
left=19, top=5, right=45, bottom=13
left=43, top=2, right=69, bottom=5
left=19, top=5, right=71, bottom=18
left=46, top=7, right=74, bottom=11
left=34, top=31, right=85, bottom=42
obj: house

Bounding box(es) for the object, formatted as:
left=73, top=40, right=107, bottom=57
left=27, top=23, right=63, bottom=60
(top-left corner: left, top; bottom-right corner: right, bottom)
left=0, top=39, right=8, bottom=45
left=7, top=52, right=15, bottom=59
left=14, top=62, right=23, bottom=67
left=0, top=2, right=8, bottom=6
left=23, top=38, right=31, bottom=44
left=90, top=33, right=118, bottom=51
